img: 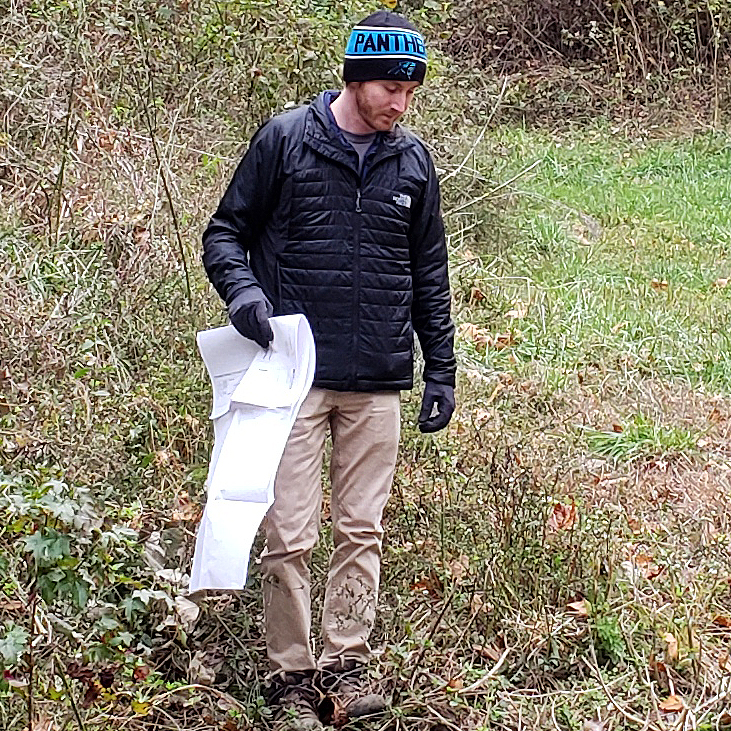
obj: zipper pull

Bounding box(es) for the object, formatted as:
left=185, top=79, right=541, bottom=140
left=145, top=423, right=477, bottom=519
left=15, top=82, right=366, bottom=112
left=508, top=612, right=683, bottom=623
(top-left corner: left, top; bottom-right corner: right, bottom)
left=355, top=189, right=362, bottom=213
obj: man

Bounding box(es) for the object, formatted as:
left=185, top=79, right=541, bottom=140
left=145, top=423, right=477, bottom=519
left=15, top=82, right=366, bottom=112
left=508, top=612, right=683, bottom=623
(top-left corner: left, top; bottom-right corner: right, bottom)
left=202, top=11, right=455, bottom=730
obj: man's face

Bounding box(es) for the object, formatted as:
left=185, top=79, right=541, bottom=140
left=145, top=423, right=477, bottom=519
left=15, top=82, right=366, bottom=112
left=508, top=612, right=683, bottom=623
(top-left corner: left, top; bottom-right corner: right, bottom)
left=353, top=80, right=420, bottom=132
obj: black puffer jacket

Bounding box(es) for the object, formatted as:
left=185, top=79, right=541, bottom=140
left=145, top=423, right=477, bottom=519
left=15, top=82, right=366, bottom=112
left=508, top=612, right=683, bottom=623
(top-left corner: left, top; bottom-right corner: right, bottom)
left=202, top=92, right=455, bottom=391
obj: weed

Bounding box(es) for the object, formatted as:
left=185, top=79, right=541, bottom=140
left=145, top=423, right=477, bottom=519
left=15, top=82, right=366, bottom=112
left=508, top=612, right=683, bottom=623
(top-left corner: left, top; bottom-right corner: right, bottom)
left=583, top=413, right=699, bottom=463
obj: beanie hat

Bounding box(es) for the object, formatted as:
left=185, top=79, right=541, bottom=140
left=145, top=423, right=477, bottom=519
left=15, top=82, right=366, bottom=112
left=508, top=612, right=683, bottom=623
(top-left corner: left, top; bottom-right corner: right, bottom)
left=343, top=11, right=427, bottom=84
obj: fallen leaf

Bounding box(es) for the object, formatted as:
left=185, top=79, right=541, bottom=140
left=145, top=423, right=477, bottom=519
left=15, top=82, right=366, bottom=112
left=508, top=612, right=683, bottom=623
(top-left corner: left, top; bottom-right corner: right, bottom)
left=634, top=553, right=663, bottom=579
left=470, top=286, right=486, bottom=302
left=448, top=555, right=470, bottom=584
left=492, top=331, right=516, bottom=349
left=567, top=599, right=589, bottom=618
left=98, top=666, right=117, bottom=689
left=713, top=615, right=731, bottom=628
left=0, top=599, right=24, bottom=611
left=171, top=491, right=201, bottom=522
left=472, top=644, right=501, bottom=662
left=66, top=662, right=94, bottom=684
left=133, top=664, right=151, bottom=681
left=547, top=501, right=577, bottom=531
left=458, top=322, right=491, bottom=351
left=719, top=650, right=730, bottom=671
left=81, top=683, right=100, bottom=708
left=175, top=595, right=200, bottom=631
left=650, top=278, right=669, bottom=291
left=29, top=718, right=54, bottom=731
left=472, top=408, right=493, bottom=427
left=659, top=694, right=684, bottom=712
left=131, top=699, right=151, bottom=715
left=662, top=632, right=678, bottom=662
left=98, top=131, right=117, bottom=151
left=446, top=676, right=463, bottom=691
left=713, top=278, right=729, bottom=288
left=470, top=593, right=492, bottom=616
left=410, top=572, right=442, bottom=599
left=189, top=649, right=224, bottom=686
left=610, top=321, right=627, bottom=333
left=649, top=655, right=668, bottom=677
left=132, top=225, right=150, bottom=246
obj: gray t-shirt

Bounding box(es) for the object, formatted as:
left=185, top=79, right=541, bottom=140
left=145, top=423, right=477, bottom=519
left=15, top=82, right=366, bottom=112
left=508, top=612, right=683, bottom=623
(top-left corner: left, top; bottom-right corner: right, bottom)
left=342, top=129, right=376, bottom=172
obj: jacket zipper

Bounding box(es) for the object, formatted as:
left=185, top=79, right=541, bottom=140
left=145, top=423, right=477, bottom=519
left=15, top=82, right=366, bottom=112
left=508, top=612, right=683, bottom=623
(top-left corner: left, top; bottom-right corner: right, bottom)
left=351, top=184, right=363, bottom=386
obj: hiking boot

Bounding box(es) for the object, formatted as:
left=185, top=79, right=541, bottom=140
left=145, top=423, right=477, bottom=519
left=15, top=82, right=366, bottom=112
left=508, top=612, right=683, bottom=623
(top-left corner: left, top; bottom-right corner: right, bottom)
left=268, top=671, right=324, bottom=731
left=319, top=660, right=388, bottom=722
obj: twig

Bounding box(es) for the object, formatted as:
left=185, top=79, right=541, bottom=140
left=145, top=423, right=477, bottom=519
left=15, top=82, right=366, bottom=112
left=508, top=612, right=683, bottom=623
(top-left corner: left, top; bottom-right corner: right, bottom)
left=132, top=23, right=193, bottom=311
left=583, top=649, right=664, bottom=731
left=50, top=71, right=77, bottom=248
left=407, top=587, right=458, bottom=690
left=27, top=592, right=36, bottom=731
left=53, top=653, right=86, bottom=731
left=440, top=76, right=509, bottom=186
left=456, top=645, right=511, bottom=695
left=444, top=159, right=542, bottom=218
left=149, top=683, right=248, bottom=714
left=425, top=704, right=463, bottom=731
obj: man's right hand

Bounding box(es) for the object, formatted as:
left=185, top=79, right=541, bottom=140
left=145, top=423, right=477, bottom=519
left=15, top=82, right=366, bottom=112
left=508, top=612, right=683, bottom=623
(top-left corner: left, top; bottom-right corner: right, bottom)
left=228, top=288, right=274, bottom=348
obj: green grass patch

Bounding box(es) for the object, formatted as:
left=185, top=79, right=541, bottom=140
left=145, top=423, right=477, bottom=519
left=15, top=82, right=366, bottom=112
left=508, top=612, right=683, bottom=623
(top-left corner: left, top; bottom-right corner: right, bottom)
left=582, top=412, right=699, bottom=462
left=452, top=124, right=731, bottom=392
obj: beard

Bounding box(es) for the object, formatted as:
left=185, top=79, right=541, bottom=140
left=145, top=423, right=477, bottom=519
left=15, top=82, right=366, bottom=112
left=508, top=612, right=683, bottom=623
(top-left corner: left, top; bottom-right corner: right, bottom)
left=354, top=86, right=400, bottom=132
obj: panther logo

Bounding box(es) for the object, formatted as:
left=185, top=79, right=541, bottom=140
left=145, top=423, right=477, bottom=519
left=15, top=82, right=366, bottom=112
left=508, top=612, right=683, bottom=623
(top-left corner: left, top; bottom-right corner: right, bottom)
left=388, top=60, right=416, bottom=79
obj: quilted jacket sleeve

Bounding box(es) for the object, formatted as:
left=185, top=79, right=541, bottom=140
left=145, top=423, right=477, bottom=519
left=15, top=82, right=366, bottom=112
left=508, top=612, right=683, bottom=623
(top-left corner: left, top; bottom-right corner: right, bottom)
left=202, top=120, right=283, bottom=306
left=409, top=151, right=456, bottom=387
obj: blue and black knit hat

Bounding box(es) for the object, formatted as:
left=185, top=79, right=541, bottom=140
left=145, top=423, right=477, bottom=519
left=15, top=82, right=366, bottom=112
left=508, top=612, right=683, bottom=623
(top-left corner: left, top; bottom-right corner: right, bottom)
left=343, top=11, right=427, bottom=84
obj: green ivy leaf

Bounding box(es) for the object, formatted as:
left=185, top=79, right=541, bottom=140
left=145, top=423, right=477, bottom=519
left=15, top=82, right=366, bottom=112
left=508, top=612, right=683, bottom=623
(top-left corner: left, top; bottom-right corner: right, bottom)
left=0, top=624, right=29, bottom=666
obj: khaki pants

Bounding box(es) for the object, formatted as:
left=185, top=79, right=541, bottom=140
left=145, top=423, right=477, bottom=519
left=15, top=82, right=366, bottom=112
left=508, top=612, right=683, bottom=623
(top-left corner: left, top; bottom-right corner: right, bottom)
left=261, top=387, right=401, bottom=673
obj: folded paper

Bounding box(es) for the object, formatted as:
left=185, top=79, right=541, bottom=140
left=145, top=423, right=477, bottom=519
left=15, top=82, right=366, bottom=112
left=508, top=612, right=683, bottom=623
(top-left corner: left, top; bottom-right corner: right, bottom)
left=190, top=315, right=316, bottom=591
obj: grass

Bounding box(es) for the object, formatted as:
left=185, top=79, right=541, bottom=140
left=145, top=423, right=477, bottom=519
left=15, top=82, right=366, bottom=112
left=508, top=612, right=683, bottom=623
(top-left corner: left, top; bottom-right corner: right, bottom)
left=2, top=1, right=731, bottom=729
left=449, top=124, right=731, bottom=393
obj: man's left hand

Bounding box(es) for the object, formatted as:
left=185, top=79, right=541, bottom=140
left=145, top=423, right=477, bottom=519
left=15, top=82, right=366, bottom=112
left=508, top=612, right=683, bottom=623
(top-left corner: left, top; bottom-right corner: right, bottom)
left=418, top=382, right=455, bottom=433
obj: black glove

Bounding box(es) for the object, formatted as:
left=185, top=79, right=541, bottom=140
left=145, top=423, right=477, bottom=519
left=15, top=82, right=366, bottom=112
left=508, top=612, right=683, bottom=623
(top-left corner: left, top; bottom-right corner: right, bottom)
left=418, top=382, right=455, bottom=433
left=228, top=288, right=274, bottom=348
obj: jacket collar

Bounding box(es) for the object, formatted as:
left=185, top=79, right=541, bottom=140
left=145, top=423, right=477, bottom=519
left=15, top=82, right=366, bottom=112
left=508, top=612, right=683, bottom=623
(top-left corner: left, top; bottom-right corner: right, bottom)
left=304, top=91, right=414, bottom=173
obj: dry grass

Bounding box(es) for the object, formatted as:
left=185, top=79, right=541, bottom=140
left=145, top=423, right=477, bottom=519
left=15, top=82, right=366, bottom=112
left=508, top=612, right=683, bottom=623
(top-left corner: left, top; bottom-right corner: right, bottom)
left=2, top=2, right=731, bottom=731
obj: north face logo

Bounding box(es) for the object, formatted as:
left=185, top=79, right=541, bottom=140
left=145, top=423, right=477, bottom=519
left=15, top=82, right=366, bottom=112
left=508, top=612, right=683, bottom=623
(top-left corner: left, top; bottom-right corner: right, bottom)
left=393, top=193, right=411, bottom=208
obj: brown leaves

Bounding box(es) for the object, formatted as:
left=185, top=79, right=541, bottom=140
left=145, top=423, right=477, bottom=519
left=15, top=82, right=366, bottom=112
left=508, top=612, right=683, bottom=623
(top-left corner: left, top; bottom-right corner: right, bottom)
left=547, top=500, right=577, bottom=532
left=133, top=664, right=151, bottom=681
left=658, top=694, right=684, bottom=712
left=457, top=323, right=519, bottom=351
left=472, top=643, right=502, bottom=662
left=448, top=554, right=470, bottom=584
left=650, top=278, right=669, bottom=291
left=661, top=631, right=678, bottom=662
left=632, top=552, right=663, bottom=580
left=171, top=491, right=202, bottom=523
left=0, top=598, right=25, bottom=612
left=567, top=599, right=590, bottom=618
left=66, top=662, right=118, bottom=707
left=410, top=572, right=442, bottom=600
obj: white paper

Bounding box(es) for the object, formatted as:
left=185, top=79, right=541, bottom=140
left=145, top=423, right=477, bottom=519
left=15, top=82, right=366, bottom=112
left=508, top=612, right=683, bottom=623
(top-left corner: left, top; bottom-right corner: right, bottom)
left=190, top=315, right=316, bottom=592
